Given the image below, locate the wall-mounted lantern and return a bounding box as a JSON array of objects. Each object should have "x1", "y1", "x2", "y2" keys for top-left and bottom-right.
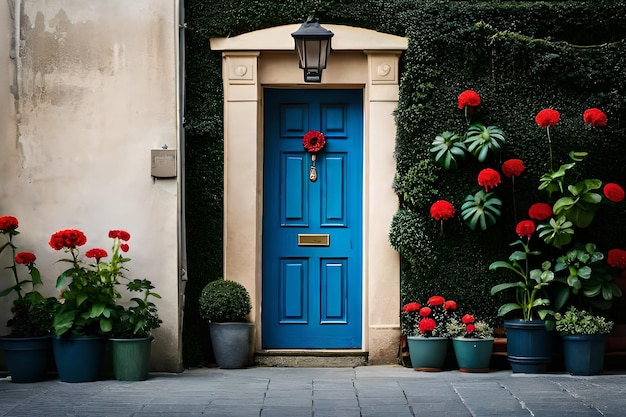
[{"x1": 291, "y1": 16, "x2": 334, "y2": 83}]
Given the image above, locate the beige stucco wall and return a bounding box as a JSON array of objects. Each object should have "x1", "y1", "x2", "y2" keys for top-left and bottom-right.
[
  {"x1": 212, "y1": 25, "x2": 406, "y2": 364},
  {"x1": 0, "y1": 0, "x2": 182, "y2": 372}
]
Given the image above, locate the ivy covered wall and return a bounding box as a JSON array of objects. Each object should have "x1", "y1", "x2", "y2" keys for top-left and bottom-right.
[{"x1": 182, "y1": 0, "x2": 626, "y2": 366}]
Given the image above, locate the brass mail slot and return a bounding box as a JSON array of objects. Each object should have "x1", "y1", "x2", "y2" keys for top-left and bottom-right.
[{"x1": 298, "y1": 234, "x2": 330, "y2": 246}]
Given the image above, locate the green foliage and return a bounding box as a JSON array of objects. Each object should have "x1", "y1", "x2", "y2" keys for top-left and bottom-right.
[
  {"x1": 555, "y1": 306, "x2": 613, "y2": 335},
  {"x1": 112, "y1": 279, "x2": 162, "y2": 338},
  {"x1": 199, "y1": 279, "x2": 252, "y2": 323},
  {"x1": 461, "y1": 190, "x2": 502, "y2": 231},
  {"x1": 446, "y1": 317, "x2": 493, "y2": 339},
  {"x1": 388, "y1": 210, "x2": 433, "y2": 265},
  {"x1": 393, "y1": 160, "x2": 439, "y2": 210},
  {"x1": 463, "y1": 123, "x2": 505, "y2": 162},
  {"x1": 430, "y1": 131, "x2": 466, "y2": 170}
]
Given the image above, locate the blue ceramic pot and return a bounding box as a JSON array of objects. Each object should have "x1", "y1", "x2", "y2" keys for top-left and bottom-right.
[{"x1": 53, "y1": 334, "x2": 106, "y2": 382}]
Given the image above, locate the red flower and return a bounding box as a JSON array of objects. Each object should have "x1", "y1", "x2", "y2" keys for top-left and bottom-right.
[
  {"x1": 0, "y1": 215, "x2": 19, "y2": 233},
  {"x1": 461, "y1": 314, "x2": 475, "y2": 324},
  {"x1": 477, "y1": 168, "x2": 501, "y2": 191},
  {"x1": 402, "y1": 302, "x2": 421, "y2": 313},
  {"x1": 608, "y1": 249, "x2": 626, "y2": 269},
  {"x1": 419, "y1": 307, "x2": 432, "y2": 317},
  {"x1": 528, "y1": 203, "x2": 553, "y2": 221},
  {"x1": 49, "y1": 229, "x2": 87, "y2": 250},
  {"x1": 427, "y1": 295, "x2": 445, "y2": 306},
  {"x1": 515, "y1": 220, "x2": 536, "y2": 239},
  {"x1": 443, "y1": 300, "x2": 457, "y2": 311},
  {"x1": 429, "y1": 200, "x2": 455, "y2": 221},
  {"x1": 583, "y1": 108, "x2": 607, "y2": 127},
  {"x1": 86, "y1": 248, "x2": 108, "y2": 261},
  {"x1": 15, "y1": 251, "x2": 36, "y2": 265},
  {"x1": 501, "y1": 159, "x2": 525, "y2": 178},
  {"x1": 535, "y1": 109, "x2": 560, "y2": 127},
  {"x1": 457, "y1": 90, "x2": 481, "y2": 109},
  {"x1": 120, "y1": 243, "x2": 130, "y2": 253},
  {"x1": 465, "y1": 324, "x2": 476, "y2": 334},
  {"x1": 302, "y1": 130, "x2": 326, "y2": 153},
  {"x1": 604, "y1": 183, "x2": 625, "y2": 203},
  {"x1": 419, "y1": 317, "x2": 436, "y2": 333},
  {"x1": 109, "y1": 229, "x2": 131, "y2": 241}
]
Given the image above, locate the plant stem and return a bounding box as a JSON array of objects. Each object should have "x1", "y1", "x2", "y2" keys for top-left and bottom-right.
[
  {"x1": 546, "y1": 126, "x2": 553, "y2": 172},
  {"x1": 8, "y1": 235, "x2": 23, "y2": 299}
]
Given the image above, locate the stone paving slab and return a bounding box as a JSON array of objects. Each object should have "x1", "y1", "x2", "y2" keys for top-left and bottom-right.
[{"x1": 1, "y1": 366, "x2": 626, "y2": 416}]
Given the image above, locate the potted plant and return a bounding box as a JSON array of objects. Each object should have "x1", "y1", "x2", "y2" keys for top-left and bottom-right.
[
  {"x1": 555, "y1": 306, "x2": 613, "y2": 375},
  {"x1": 447, "y1": 314, "x2": 494, "y2": 372},
  {"x1": 109, "y1": 278, "x2": 162, "y2": 381},
  {"x1": 49, "y1": 228, "x2": 127, "y2": 382},
  {"x1": 199, "y1": 279, "x2": 253, "y2": 369},
  {"x1": 0, "y1": 216, "x2": 59, "y2": 383},
  {"x1": 401, "y1": 295, "x2": 457, "y2": 371}
]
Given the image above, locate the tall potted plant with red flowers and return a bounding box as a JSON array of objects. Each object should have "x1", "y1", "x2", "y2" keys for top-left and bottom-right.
[
  {"x1": 401, "y1": 295, "x2": 457, "y2": 371},
  {"x1": 0, "y1": 216, "x2": 59, "y2": 383}
]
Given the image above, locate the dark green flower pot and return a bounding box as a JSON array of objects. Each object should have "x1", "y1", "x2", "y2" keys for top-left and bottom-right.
[
  {"x1": 407, "y1": 336, "x2": 448, "y2": 371},
  {"x1": 452, "y1": 337, "x2": 494, "y2": 372},
  {"x1": 0, "y1": 335, "x2": 53, "y2": 383},
  {"x1": 109, "y1": 336, "x2": 154, "y2": 381},
  {"x1": 504, "y1": 320, "x2": 553, "y2": 373},
  {"x1": 53, "y1": 334, "x2": 105, "y2": 382},
  {"x1": 561, "y1": 334, "x2": 606, "y2": 376}
]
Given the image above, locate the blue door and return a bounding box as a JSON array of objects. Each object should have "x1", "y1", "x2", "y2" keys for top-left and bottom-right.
[{"x1": 262, "y1": 89, "x2": 363, "y2": 348}]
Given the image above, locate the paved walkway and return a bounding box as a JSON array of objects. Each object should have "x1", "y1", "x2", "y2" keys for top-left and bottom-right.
[{"x1": 1, "y1": 366, "x2": 625, "y2": 416}]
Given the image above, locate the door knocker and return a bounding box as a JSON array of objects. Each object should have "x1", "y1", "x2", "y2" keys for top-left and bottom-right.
[{"x1": 302, "y1": 130, "x2": 326, "y2": 182}]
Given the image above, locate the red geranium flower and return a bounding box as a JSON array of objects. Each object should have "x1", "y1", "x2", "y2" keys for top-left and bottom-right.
[
  {"x1": 427, "y1": 295, "x2": 445, "y2": 306},
  {"x1": 477, "y1": 168, "x2": 501, "y2": 191},
  {"x1": 49, "y1": 229, "x2": 87, "y2": 250},
  {"x1": 608, "y1": 249, "x2": 626, "y2": 269},
  {"x1": 15, "y1": 251, "x2": 36, "y2": 265},
  {"x1": 419, "y1": 317, "x2": 436, "y2": 333},
  {"x1": 443, "y1": 300, "x2": 457, "y2": 311},
  {"x1": 461, "y1": 314, "x2": 474, "y2": 324},
  {"x1": 302, "y1": 130, "x2": 326, "y2": 153},
  {"x1": 528, "y1": 203, "x2": 553, "y2": 221},
  {"x1": 120, "y1": 244, "x2": 130, "y2": 253},
  {"x1": 402, "y1": 302, "x2": 421, "y2": 313},
  {"x1": 515, "y1": 220, "x2": 536, "y2": 239},
  {"x1": 457, "y1": 90, "x2": 481, "y2": 109},
  {"x1": 109, "y1": 229, "x2": 131, "y2": 241},
  {"x1": 0, "y1": 215, "x2": 19, "y2": 233},
  {"x1": 465, "y1": 324, "x2": 476, "y2": 334},
  {"x1": 535, "y1": 109, "x2": 560, "y2": 127},
  {"x1": 501, "y1": 159, "x2": 525, "y2": 178},
  {"x1": 419, "y1": 307, "x2": 432, "y2": 317},
  {"x1": 86, "y1": 248, "x2": 108, "y2": 261},
  {"x1": 429, "y1": 200, "x2": 455, "y2": 221},
  {"x1": 604, "y1": 183, "x2": 625, "y2": 203},
  {"x1": 583, "y1": 108, "x2": 607, "y2": 127}
]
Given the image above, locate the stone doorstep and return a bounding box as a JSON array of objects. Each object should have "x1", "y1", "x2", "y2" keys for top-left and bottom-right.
[{"x1": 255, "y1": 350, "x2": 369, "y2": 367}]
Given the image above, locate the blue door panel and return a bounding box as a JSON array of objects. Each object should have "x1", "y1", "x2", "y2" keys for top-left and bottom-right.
[{"x1": 263, "y1": 88, "x2": 362, "y2": 349}]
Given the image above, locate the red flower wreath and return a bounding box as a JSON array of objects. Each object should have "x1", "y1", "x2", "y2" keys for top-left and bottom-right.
[{"x1": 302, "y1": 130, "x2": 326, "y2": 153}]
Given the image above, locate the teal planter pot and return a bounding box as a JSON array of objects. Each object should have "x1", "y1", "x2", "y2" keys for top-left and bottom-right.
[
  {"x1": 561, "y1": 334, "x2": 606, "y2": 376},
  {"x1": 0, "y1": 335, "x2": 52, "y2": 383},
  {"x1": 407, "y1": 336, "x2": 448, "y2": 371},
  {"x1": 452, "y1": 337, "x2": 494, "y2": 372},
  {"x1": 110, "y1": 336, "x2": 154, "y2": 381},
  {"x1": 504, "y1": 320, "x2": 553, "y2": 373},
  {"x1": 53, "y1": 335, "x2": 106, "y2": 382}
]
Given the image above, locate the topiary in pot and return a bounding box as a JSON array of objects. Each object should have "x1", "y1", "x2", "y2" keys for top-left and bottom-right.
[{"x1": 199, "y1": 279, "x2": 253, "y2": 369}]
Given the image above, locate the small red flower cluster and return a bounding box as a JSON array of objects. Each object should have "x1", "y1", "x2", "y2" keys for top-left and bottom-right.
[
  {"x1": 608, "y1": 249, "x2": 626, "y2": 269},
  {"x1": 457, "y1": 90, "x2": 481, "y2": 109},
  {"x1": 528, "y1": 203, "x2": 553, "y2": 221},
  {"x1": 302, "y1": 130, "x2": 326, "y2": 153},
  {"x1": 0, "y1": 215, "x2": 19, "y2": 233},
  {"x1": 501, "y1": 159, "x2": 525, "y2": 178},
  {"x1": 86, "y1": 248, "x2": 108, "y2": 261},
  {"x1": 49, "y1": 229, "x2": 87, "y2": 250},
  {"x1": 109, "y1": 229, "x2": 131, "y2": 252},
  {"x1": 15, "y1": 251, "x2": 36, "y2": 266},
  {"x1": 477, "y1": 168, "x2": 501, "y2": 191},
  {"x1": 535, "y1": 109, "x2": 560, "y2": 127},
  {"x1": 461, "y1": 314, "x2": 476, "y2": 335},
  {"x1": 401, "y1": 295, "x2": 457, "y2": 337},
  {"x1": 583, "y1": 108, "x2": 607, "y2": 127},
  {"x1": 515, "y1": 220, "x2": 536, "y2": 239},
  {"x1": 429, "y1": 200, "x2": 455, "y2": 221},
  {"x1": 604, "y1": 183, "x2": 625, "y2": 203}
]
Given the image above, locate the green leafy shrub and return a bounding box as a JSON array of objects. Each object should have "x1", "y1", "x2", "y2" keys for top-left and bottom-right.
[
  {"x1": 555, "y1": 306, "x2": 613, "y2": 335},
  {"x1": 199, "y1": 279, "x2": 252, "y2": 323}
]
